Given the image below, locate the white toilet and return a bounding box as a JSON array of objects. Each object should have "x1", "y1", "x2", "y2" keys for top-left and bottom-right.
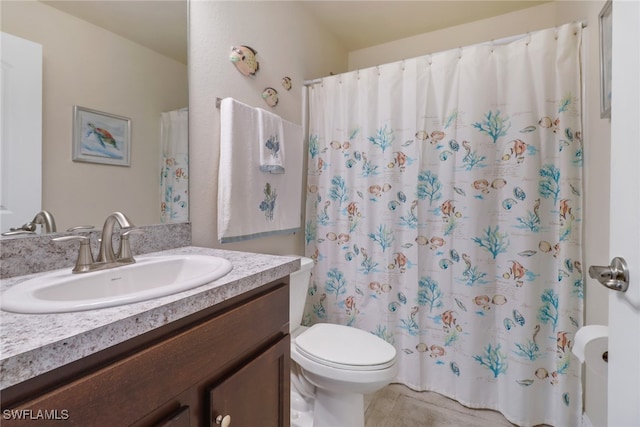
[{"x1": 289, "y1": 257, "x2": 398, "y2": 427}]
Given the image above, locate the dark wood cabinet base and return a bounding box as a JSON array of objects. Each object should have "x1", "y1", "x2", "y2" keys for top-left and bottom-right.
[{"x1": 1, "y1": 280, "x2": 291, "y2": 427}]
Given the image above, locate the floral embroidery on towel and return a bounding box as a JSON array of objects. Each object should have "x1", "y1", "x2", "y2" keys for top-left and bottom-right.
[
  {"x1": 265, "y1": 134, "x2": 280, "y2": 159},
  {"x1": 259, "y1": 182, "x2": 277, "y2": 220}
]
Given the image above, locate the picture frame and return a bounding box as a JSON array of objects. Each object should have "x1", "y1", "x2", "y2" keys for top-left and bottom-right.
[
  {"x1": 73, "y1": 105, "x2": 131, "y2": 166},
  {"x1": 599, "y1": 0, "x2": 612, "y2": 119}
]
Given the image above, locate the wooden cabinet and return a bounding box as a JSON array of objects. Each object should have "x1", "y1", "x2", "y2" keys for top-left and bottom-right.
[
  {"x1": 1, "y1": 281, "x2": 290, "y2": 427},
  {"x1": 208, "y1": 338, "x2": 289, "y2": 426},
  {"x1": 154, "y1": 406, "x2": 191, "y2": 427}
]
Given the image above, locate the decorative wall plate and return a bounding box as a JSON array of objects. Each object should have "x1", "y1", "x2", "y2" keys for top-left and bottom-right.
[
  {"x1": 229, "y1": 45, "x2": 259, "y2": 77},
  {"x1": 262, "y1": 87, "x2": 279, "y2": 107},
  {"x1": 281, "y1": 76, "x2": 292, "y2": 91}
]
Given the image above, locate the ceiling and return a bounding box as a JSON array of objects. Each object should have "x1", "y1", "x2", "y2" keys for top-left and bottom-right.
[
  {"x1": 300, "y1": 1, "x2": 550, "y2": 51},
  {"x1": 43, "y1": 0, "x2": 551, "y2": 63},
  {"x1": 42, "y1": 0, "x2": 189, "y2": 64}
]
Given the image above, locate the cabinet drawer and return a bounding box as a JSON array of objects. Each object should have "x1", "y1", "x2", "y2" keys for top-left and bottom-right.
[
  {"x1": 155, "y1": 406, "x2": 191, "y2": 427},
  {"x1": 4, "y1": 284, "x2": 289, "y2": 426}
]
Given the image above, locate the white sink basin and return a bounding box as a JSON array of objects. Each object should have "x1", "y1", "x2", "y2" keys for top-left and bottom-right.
[{"x1": 1, "y1": 254, "x2": 233, "y2": 314}]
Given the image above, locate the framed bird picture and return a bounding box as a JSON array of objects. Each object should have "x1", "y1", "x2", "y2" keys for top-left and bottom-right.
[{"x1": 73, "y1": 105, "x2": 131, "y2": 166}]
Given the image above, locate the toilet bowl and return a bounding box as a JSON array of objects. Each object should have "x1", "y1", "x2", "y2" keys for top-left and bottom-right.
[{"x1": 289, "y1": 257, "x2": 398, "y2": 427}]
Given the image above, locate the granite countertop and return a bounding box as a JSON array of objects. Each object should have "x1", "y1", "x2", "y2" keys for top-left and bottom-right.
[{"x1": 0, "y1": 246, "x2": 300, "y2": 390}]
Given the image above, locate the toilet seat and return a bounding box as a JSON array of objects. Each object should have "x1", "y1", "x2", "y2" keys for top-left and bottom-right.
[{"x1": 295, "y1": 323, "x2": 396, "y2": 371}]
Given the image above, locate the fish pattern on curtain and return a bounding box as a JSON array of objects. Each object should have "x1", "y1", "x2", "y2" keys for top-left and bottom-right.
[
  {"x1": 160, "y1": 109, "x2": 189, "y2": 223},
  {"x1": 304, "y1": 23, "x2": 583, "y2": 426}
]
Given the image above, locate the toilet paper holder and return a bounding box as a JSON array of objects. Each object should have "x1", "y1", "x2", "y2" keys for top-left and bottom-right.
[{"x1": 588, "y1": 257, "x2": 629, "y2": 292}]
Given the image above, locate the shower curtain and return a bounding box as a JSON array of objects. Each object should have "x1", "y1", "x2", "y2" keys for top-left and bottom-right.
[
  {"x1": 304, "y1": 23, "x2": 583, "y2": 426},
  {"x1": 160, "y1": 108, "x2": 189, "y2": 223}
]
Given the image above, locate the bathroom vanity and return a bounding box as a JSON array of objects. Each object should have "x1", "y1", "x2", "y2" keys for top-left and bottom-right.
[{"x1": 0, "y1": 247, "x2": 298, "y2": 426}]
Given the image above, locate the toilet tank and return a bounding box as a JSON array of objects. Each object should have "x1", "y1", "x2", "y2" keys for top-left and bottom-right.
[{"x1": 289, "y1": 256, "x2": 314, "y2": 333}]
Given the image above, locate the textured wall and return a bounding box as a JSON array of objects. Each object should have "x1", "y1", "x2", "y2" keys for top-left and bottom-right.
[{"x1": 188, "y1": 1, "x2": 347, "y2": 255}]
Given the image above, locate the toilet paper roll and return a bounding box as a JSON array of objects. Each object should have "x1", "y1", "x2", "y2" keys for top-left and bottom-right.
[{"x1": 573, "y1": 325, "x2": 609, "y2": 377}]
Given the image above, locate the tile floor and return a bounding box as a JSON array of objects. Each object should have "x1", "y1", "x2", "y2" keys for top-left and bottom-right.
[{"x1": 364, "y1": 383, "x2": 517, "y2": 427}]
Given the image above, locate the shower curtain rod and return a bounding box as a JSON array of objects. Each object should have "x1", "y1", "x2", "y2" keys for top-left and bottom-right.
[{"x1": 303, "y1": 21, "x2": 587, "y2": 87}]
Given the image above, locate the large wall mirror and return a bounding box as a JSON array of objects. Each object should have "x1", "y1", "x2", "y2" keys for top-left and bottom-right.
[{"x1": 1, "y1": 0, "x2": 188, "y2": 235}]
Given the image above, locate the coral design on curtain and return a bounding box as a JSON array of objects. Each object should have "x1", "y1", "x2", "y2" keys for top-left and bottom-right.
[
  {"x1": 304, "y1": 23, "x2": 583, "y2": 426},
  {"x1": 160, "y1": 109, "x2": 189, "y2": 223}
]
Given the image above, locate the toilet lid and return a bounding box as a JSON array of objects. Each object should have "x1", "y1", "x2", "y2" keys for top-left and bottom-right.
[{"x1": 295, "y1": 323, "x2": 396, "y2": 370}]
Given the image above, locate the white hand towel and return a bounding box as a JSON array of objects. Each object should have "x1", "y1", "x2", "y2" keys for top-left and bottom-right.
[
  {"x1": 258, "y1": 107, "x2": 285, "y2": 174},
  {"x1": 218, "y1": 98, "x2": 302, "y2": 243}
]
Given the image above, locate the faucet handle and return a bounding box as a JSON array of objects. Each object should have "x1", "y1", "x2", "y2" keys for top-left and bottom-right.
[
  {"x1": 121, "y1": 228, "x2": 144, "y2": 237},
  {"x1": 118, "y1": 228, "x2": 144, "y2": 263},
  {"x1": 66, "y1": 225, "x2": 95, "y2": 232},
  {"x1": 10, "y1": 222, "x2": 37, "y2": 232},
  {"x1": 1, "y1": 229, "x2": 36, "y2": 236},
  {"x1": 52, "y1": 235, "x2": 95, "y2": 273}
]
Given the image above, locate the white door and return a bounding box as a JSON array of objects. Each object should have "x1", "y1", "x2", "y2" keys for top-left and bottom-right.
[
  {"x1": 607, "y1": 1, "x2": 640, "y2": 425},
  {"x1": 0, "y1": 32, "x2": 42, "y2": 233}
]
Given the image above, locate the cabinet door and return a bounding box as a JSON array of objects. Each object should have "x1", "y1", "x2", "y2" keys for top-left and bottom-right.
[{"x1": 209, "y1": 338, "x2": 290, "y2": 427}]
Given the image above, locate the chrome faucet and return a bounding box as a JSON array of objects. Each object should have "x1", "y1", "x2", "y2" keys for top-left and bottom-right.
[
  {"x1": 97, "y1": 212, "x2": 134, "y2": 263},
  {"x1": 32, "y1": 210, "x2": 57, "y2": 233},
  {"x1": 53, "y1": 212, "x2": 142, "y2": 274},
  {"x1": 2, "y1": 210, "x2": 57, "y2": 236}
]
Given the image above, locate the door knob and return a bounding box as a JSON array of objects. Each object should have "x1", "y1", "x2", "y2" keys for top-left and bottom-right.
[
  {"x1": 215, "y1": 414, "x2": 231, "y2": 427},
  {"x1": 588, "y1": 257, "x2": 629, "y2": 292}
]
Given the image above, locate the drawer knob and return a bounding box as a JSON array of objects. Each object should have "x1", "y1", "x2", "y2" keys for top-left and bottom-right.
[{"x1": 215, "y1": 414, "x2": 231, "y2": 427}]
